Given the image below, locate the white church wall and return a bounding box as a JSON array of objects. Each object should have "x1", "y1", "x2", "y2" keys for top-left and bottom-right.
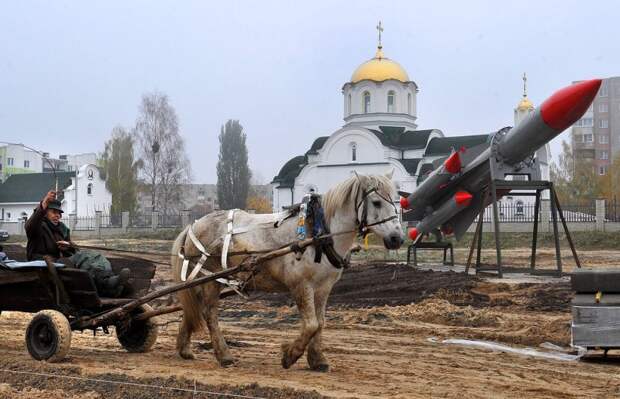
[
  {"x1": 343, "y1": 80, "x2": 417, "y2": 119},
  {"x1": 403, "y1": 149, "x2": 425, "y2": 158},
  {"x1": 63, "y1": 164, "x2": 111, "y2": 216},
  {"x1": 321, "y1": 129, "x2": 385, "y2": 164}
]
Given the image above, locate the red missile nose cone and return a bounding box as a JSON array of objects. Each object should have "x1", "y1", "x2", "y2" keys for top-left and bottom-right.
[
  {"x1": 540, "y1": 79, "x2": 602, "y2": 131},
  {"x1": 408, "y1": 228, "x2": 418, "y2": 241},
  {"x1": 454, "y1": 191, "x2": 473, "y2": 206},
  {"x1": 444, "y1": 151, "x2": 462, "y2": 174},
  {"x1": 400, "y1": 196, "x2": 410, "y2": 209},
  {"x1": 441, "y1": 225, "x2": 454, "y2": 235}
]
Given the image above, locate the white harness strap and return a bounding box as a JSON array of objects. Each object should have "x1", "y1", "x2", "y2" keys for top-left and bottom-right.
[
  {"x1": 221, "y1": 210, "x2": 235, "y2": 269},
  {"x1": 179, "y1": 223, "x2": 211, "y2": 282},
  {"x1": 177, "y1": 208, "x2": 293, "y2": 296}
]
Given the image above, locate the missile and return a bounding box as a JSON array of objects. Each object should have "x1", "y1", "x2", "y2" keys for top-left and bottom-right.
[
  {"x1": 400, "y1": 150, "x2": 463, "y2": 211},
  {"x1": 496, "y1": 79, "x2": 602, "y2": 165},
  {"x1": 408, "y1": 191, "x2": 472, "y2": 240},
  {"x1": 403, "y1": 79, "x2": 602, "y2": 241}
]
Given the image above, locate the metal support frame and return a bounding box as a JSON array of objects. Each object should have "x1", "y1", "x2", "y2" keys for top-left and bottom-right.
[{"x1": 465, "y1": 179, "x2": 581, "y2": 277}]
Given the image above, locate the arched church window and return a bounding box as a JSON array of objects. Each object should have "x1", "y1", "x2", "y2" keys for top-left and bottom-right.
[
  {"x1": 87, "y1": 183, "x2": 93, "y2": 195},
  {"x1": 348, "y1": 94, "x2": 352, "y2": 115},
  {"x1": 516, "y1": 200, "x2": 524, "y2": 216},
  {"x1": 387, "y1": 91, "x2": 395, "y2": 113},
  {"x1": 351, "y1": 143, "x2": 357, "y2": 161},
  {"x1": 363, "y1": 92, "x2": 371, "y2": 113},
  {"x1": 407, "y1": 93, "x2": 412, "y2": 114}
]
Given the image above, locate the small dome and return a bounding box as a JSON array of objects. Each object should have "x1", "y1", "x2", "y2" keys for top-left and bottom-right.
[
  {"x1": 351, "y1": 47, "x2": 410, "y2": 83},
  {"x1": 517, "y1": 97, "x2": 534, "y2": 111}
]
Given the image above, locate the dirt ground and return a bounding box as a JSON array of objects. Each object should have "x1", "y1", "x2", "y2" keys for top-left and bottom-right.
[{"x1": 2, "y1": 243, "x2": 620, "y2": 398}]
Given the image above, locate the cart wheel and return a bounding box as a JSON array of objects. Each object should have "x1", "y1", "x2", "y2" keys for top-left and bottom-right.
[
  {"x1": 116, "y1": 304, "x2": 158, "y2": 353},
  {"x1": 25, "y1": 310, "x2": 72, "y2": 362}
]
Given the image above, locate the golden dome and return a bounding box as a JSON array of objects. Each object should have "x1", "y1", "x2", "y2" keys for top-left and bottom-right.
[
  {"x1": 517, "y1": 97, "x2": 534, "y2": 111},
  {"x1": 350, "y1": 47, "x2": 410, "y2": 83}
]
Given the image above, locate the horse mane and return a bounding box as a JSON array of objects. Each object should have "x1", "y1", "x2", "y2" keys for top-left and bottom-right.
[{"x1": 322, "y1": 174, "x2": 394, "y2": 222}]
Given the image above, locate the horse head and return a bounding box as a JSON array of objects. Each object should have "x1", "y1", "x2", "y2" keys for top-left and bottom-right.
[
  {"x1": 324, "y1": 171, "x2": 404, "y2": 250},
  {"x1": 353, "y1": 171, "x2": 404, "y2": 249}
]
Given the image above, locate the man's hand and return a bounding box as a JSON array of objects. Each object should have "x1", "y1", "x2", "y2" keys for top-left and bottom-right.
[
  {"x1": 42, "y1": 191, "x2": 56, "y2": 209},
  {"x1": 57, "y1": 240, "x2": 71, "y2": 250}
]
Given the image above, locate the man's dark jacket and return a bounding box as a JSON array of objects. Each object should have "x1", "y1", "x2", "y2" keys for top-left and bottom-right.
[{"x1": 25, "y1": 204, "x2": 76, "y2": 261}]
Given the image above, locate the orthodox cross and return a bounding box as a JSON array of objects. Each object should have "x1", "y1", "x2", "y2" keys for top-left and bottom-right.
[
  {"x1": 522, "y1": 72, "x2": 528, "y2": 97},
  {"x1": 376, "y1": 21, "x2": 383, "y2": 48}
]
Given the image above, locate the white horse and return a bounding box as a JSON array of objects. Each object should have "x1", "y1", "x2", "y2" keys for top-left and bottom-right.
[{"x1": 170, "y1": 172, "x2": 404, "y2": 370}]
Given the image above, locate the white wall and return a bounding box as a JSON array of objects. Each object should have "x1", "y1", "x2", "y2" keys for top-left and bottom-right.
[
  {"x1": 342, "y1": 80, "x2": 418, "y2": 128},
  {"x1": 63, "y1": 164, "x2": 111, "y2": 216},
  {"x1": 0, "y1": 203, "x2": 38, "y2": 222},
  {"x1": 272, "y1": 128, "x2": 417, "y2": 211}
]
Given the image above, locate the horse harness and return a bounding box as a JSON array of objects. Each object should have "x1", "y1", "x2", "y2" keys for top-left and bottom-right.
[{"x1": 177, "y1": 187, "x2": 399, "y2": 290}]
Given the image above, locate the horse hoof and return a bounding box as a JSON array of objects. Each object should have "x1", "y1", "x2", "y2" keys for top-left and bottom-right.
[
  {"x1": 179, "y1": 351, "x2": 195, "y2": 360},
  {"x1": 280, "y1": 343, "x2": 294, "y2": 369},
  {"x1": 219, "y1": 358, "x2": 236, "y2": 368},
  {"x1": 310, "y1": 363, "x2": 330, "y2": 372}
]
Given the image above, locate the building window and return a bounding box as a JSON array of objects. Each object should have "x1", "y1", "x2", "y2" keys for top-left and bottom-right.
[
  {"x1": 351, "y1": 143, "x2": 357, "y2": 161},
  {"x1": 599, "y1": 103, "x2": 609, "y2": 113},
  {"x1": 348, "y1": 94, "x2": 352, "y2": 115},
  {"x1": 599, "y1": 135, "x2": 609, "y2": 144},
  {"x1": 599, "y1": 166, "x2": 607, "y2": 175},
  {"x1": 600, "y1": 119, "x2": 609, "y2": 128},
  {"x1": 575, "y1": 117, "x2": 593, "y2": 127},
  {"x1": 7, "y1": 157, "x2": 14, "y2": 166},
  {"x1": 599, "y1": 84, "x2": 608, "y2": 97},
  {"x1": 363, "y1": 92, "x2": 371, "y2": 113},
  {"x1": 87, "y1": 183, "x2": 93, "y2": 195},
  {"x1": 600, "y1": 151, "x2": 609, "y2": 160},
  {"x1": 583, "y1": 133, "x2": 593, "y2": 143},
  {"x1": 516, "y1": 200, "x2": 524, "y2": 216},
  {"x1": 407, "y1": 93, "x2": 412, "y2": 114},
  {"x1": 24, "y1": 160, "x2": 30, "y2": 168},
  {"x1": 387, "y1": 91, "x2": 395, "y2": 113}
]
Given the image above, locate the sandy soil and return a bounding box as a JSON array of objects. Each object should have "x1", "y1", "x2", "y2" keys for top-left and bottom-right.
[{"x1": 2, "y1": 245, "x2": 620, "y2": 398}]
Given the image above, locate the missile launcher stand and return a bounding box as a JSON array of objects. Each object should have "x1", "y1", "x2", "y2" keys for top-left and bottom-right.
[{"x1": 465, "y1": 128, "x2": 581, "y2": 277}]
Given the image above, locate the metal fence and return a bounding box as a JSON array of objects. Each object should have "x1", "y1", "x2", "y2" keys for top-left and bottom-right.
[
  {"x1": 158, "y1": 213, "x2": 182, "y2": 227},
  {"x1": 129, "y1": 213, "x2": 151, "y2": 228},
  {"x1": 72, "y1": 216, "x2": 96, "y2": 231},
  {"x1": 561, "y1": 204, "x2": 596, "y2": 222},
  {"x1": 100, "y1": 214, "x2": 122, "y2": 228},
  {"x1": 607, "y1": 200, "x2": 620, "y2": 222},
  {"x1": 467, "y1": 202, "x2": 596, "y2": 224}
]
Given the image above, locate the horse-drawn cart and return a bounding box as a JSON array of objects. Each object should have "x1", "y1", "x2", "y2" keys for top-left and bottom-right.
[
  {"x1": 0, "y1": 257, "x2": 159, "y2": 362},
  {"x1": 0, "y1": 233, "x2": 330, "y2": 363}
]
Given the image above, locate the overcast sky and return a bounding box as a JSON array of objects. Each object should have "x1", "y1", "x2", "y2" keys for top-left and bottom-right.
[{"x1": 2, "y1": 1, "x2": 618, "y2": 183}]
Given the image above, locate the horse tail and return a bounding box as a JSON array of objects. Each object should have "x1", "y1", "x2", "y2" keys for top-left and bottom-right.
[{"x1": 171, "y1": 225, "x2": 206, "y2": 333}]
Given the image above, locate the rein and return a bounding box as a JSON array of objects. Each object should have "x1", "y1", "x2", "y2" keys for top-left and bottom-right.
[
  {"x1": 354, "y1": 185, "x2": 398, "y2": 237},
  {"x1": 70, "y1": 182, "x2": 400, "y2": 274}
]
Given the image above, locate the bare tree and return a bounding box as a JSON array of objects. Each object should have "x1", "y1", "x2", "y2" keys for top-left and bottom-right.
[{"x1": 135, "y1": 92, "x2": 191, "y2": 214}]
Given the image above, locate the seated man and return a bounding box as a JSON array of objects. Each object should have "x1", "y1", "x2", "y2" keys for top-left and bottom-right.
[{"x1": 25, "y1": 190, "x2": 130, "y2": 297}]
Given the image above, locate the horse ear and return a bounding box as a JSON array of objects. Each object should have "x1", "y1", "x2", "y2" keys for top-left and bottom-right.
[{"x1": 385, "y1": 168, "x2": 394, "y2": 179}]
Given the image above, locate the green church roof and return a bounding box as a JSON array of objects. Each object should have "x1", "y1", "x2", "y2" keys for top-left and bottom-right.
[
  {"x1": 0, "y1": 172, "x2": 75, "y2": 203},
  {"x1": 424, "y1": 134, "x2": 490, "y2": 156}
]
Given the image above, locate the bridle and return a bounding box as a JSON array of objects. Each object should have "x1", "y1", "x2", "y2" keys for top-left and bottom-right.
[{"x1": 354, "y1": 185, "x2": 399, "y2": 237}]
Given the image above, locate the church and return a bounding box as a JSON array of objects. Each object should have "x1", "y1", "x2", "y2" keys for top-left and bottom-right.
[{"x1": 271, "y1": 26, "x2": 548, "y2": 212}]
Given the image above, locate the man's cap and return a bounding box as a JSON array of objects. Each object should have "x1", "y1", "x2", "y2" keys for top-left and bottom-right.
[{"x1": 47, "y1": 200, "x2": 64, "y2": 213}]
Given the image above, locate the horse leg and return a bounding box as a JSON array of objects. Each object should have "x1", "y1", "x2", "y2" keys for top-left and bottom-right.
[
  {"x1": 202, "y1": 282, "x2": 235, "y2": 367},
  {"x1": 307, "y1": 286, "x2": 330, "y2": 372},
  {"x1": 281, "y1": 284, "x2": 319, "y2": 369},
  {"x1": 177, "y1": 312, "x2": 195, "y2": 360}
]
